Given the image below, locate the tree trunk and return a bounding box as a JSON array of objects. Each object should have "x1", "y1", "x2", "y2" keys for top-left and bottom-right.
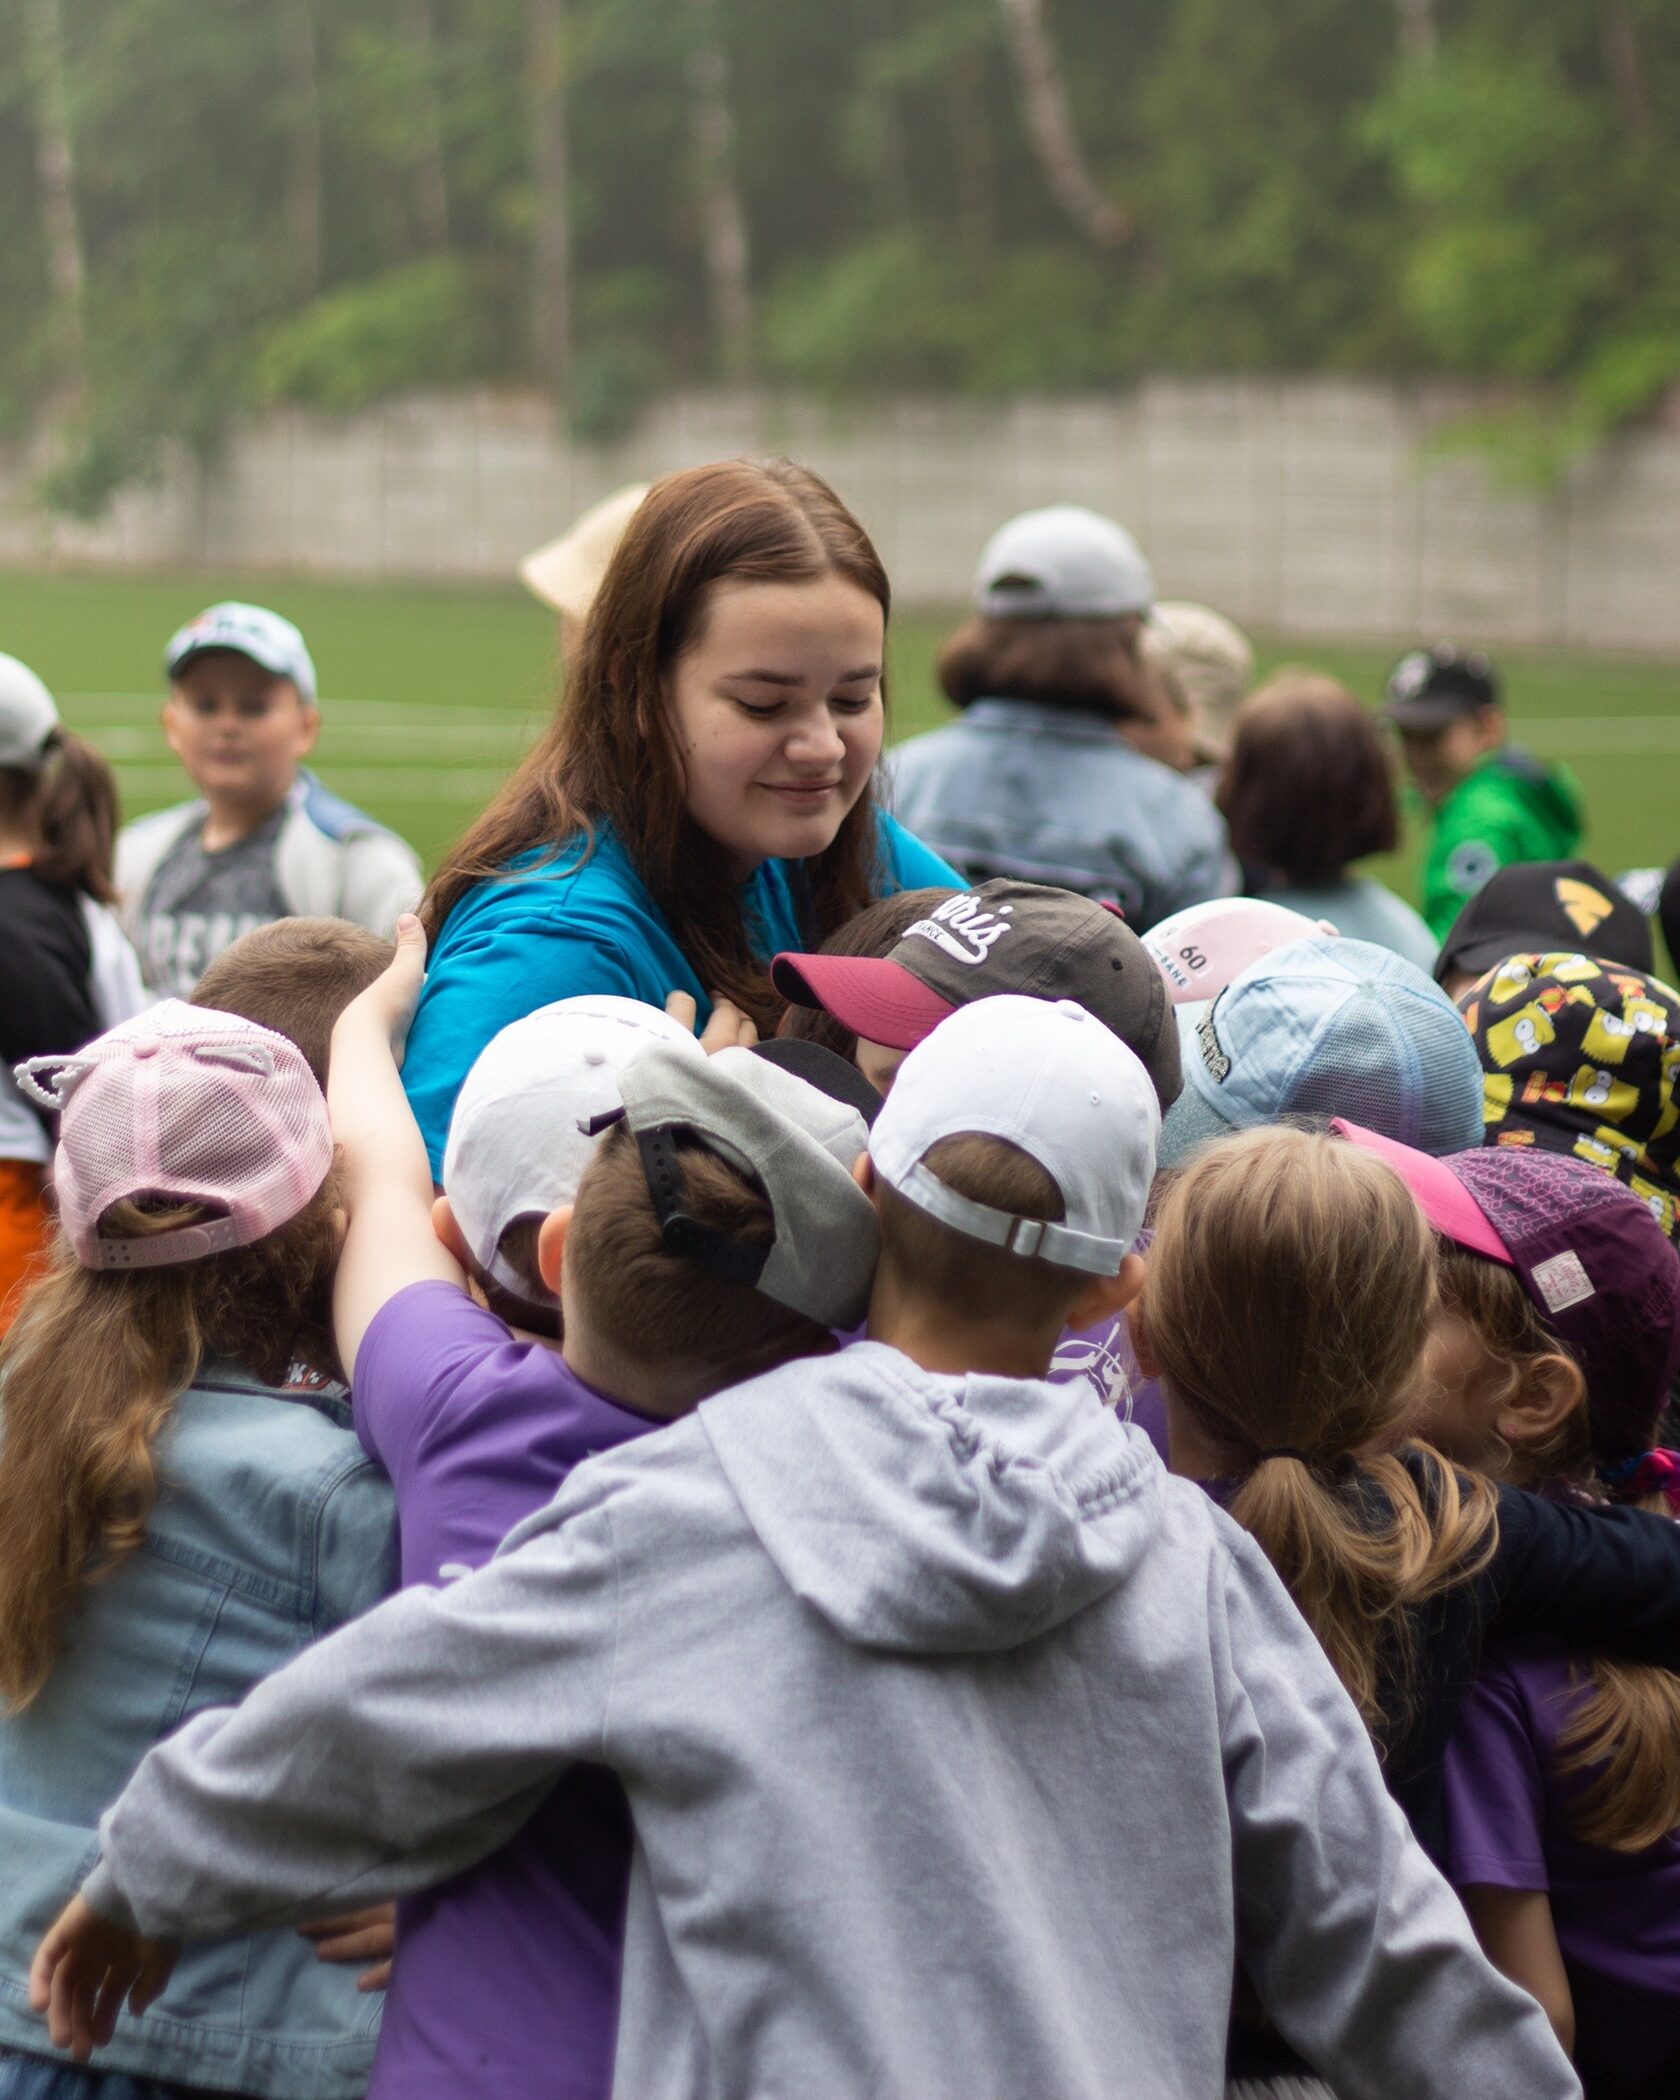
[
  {"x1": 22, "y1": 0, "x2": 86, "y2": 414},
  {"x1": 1601, "y1": 1, "x2": 1652, "y2": 135},
  {"x1": 1394, "y1": 0, "x2": 1437, "y2": 62},
  {"x1": 403, "y1": 0, "x2": 452, "y2": 250},
  {"x1": 284, "y1": 2, "x2": 323, "y2": 298},
  {"x1": 996, "y1": 0, "x2": 1126, "y2": 248},
  {"x1": 687, "y1": 0, "x2": 753, "y2": 379},
  {"x1": 527, "y1": 0, "x2": 572, "y2": 394}
]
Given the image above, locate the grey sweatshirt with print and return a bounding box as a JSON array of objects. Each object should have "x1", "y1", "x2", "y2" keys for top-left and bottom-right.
[{"x1": 86, "y1": 1341, "x2": 1578, "y2": 2100}]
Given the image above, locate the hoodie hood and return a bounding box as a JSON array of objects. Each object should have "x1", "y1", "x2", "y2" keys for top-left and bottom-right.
[{"x1": 700, "y1": 1340, "x2": 1163, "y2": 1654}]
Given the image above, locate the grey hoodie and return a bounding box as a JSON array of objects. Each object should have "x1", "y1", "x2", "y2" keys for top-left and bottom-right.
[{"x1": 87, "y1": 1342, "x2": 1576, "y2": 2100}]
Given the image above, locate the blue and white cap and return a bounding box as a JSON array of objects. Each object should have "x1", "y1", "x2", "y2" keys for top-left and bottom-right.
[
  {"x1": 871, "y1": 994, "x2": 1159, "y2": 1275},
  {"x1": 1157, "y1": 935, "x2": 1485, "y2": 1168},
  {"x1": 165, "y1": 602, "x2": 318, "y2": 704}
]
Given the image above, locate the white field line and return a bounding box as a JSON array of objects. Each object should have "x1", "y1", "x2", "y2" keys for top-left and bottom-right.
[{"x1": 100, "y1": 765, "x2": 515, "y2": 800}]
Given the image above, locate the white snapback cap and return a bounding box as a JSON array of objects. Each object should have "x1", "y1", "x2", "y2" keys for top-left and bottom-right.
[
  {"x1": 165, "y1": 602, "x2": 318, "y2": 704},
  {"x1": 0, "y1": 652, "x2": 62, "y2": 769},
  {"x1": 870, "y1": 994, "x2": 1160, "y2": 1275},
  {"x1": 443, "y1": 995, "x2": 702, "y2": 1297},
  {"x1": 974, "y1": 505, "x2": 1154, "y2": 621}
]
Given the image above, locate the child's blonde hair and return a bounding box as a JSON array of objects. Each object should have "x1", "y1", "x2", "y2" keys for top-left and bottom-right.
[
  {"x1": 1439, "y1": 1244, "x2": 1680, "y2": 1853},
  {"x1": 0, "y1": 1179, "x2": 343, "y2": 1710},
  {"x1": 1145, "y1": 1127, "x2": 1498, "y2": 1744}
]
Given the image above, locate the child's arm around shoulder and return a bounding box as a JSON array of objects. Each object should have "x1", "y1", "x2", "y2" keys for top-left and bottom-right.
[
  {"x1": 1210, "y1": 1524, "x2": 1579, "y2": 2100},
  {"x1": 330, "y1": 914, "x2": 463, "y2": 1383}
]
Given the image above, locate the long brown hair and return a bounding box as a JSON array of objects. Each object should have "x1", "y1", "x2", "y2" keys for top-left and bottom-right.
[
  {"x1": 1438, "y1": 1244, "x2": 1680, "y2": 1852},
  {"x1": 0, "y1": 731, "x2": 121, "y2": 903},
  {"x1": 0, "y1": 1179, "x2": 342, "y2": 1710},
  {"x1": 424, "y1": 458, "x2": 890, "y2": 1032},
  {"x1": 1145, "y1": 1127, "x2": 1499, "y2": 1745}
]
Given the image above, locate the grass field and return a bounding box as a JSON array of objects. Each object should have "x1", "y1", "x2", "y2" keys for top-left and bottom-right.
[{"x1": 2, "y1": 567, "x2": 1677, "y2": 903}]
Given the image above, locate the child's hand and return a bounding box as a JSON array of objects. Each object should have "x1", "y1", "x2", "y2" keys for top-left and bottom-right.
[
  {"x1": 343, "y1": 913, "x2": 429, "y2": 1061},
  {"x1": 29, "y1": 1892, "x2": 179, "y2": 2060},
  {"x1": 298, "y1": 1903, "x2": 396, "y2": 1991},
  {"x1": 665, "y1": 989, "x2": 759, "y2": 1054}
]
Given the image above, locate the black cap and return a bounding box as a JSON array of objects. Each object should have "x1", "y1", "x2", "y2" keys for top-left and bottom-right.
[
  {"x1": 1382, "y1": 645, "x2": 1499, "y2": 731},
  {"x1": 750, "y1": 1037, "x2": 883, "y2": 1126},
  {"x1": 1436, "y1": 860, "x2": 1653, "y2": 986}
]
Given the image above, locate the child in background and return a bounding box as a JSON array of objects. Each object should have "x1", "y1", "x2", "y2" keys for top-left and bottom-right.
[
  {"x1": 0, "y1": 653, "x2": 146, "y2": 1331},
  {"x1": 34, "y1": 992, "x2": 1576, "y2": 2100},
  {"x1": 190, "y1": 917, "x2": 392, "y2": 1086},
  {"x1": 1459, "y1": 952, "x2": 1680, "y2": 1245},
  {"x1": 1382, "y1": 645, "x2": 1582, "y2": 941},
  {"x1": 0, "y1": 1003, "x2": 394, "y2": 2100},
  {"x1": 297, "y1": 930, "x2": 871, "y2": 2100},
  {"x1": 1134, "y1": 1124, "x2": 1680, "y2": 1856},
  {"x1": 117, "y1": 603, "x2": 421, "y2": 998},
  {"x1": 1337, "y1": 1130, "x2": 1680, "y2": 2095},
  {"x1": 1216, "y1": 670, "x2": 1437, "y2": 972}
]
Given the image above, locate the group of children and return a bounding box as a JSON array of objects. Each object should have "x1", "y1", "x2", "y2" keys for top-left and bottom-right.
[
  {"x1": 2, "y1": 863, "x2": 1680, "y2": 2098},
  {"x1": 1, "y1": 467, "x2": 1678, "y2": 2100}
]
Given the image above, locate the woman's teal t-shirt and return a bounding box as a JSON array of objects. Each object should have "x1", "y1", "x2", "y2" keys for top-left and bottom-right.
[{"x1": 403, "y1": 814, "x2": 959, "y2": 1173}]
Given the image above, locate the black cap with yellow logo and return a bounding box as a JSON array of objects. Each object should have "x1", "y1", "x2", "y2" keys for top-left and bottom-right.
[{"x1": 1435, "y1": 860, "x2": 1652, "y2": 987}]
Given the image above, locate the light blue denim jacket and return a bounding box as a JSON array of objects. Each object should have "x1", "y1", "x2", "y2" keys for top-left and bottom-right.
[
  {"x1": 888, "y1": 698, "x2": 1232, "y2": 930},
  {"x1": 0, "y1": 1363, "x2": 396, "y2": 2098}
]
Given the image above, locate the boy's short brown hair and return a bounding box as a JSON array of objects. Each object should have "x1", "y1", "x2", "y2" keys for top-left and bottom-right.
[
  {"x1": 191, "y1": 917, "x2": 392, "y2": 1084},
  {"x1": 872, "y1": 1132, "x2": 1087, "y2": 1329},
  {"x1": 1216, "y1": 672, "x2": 1399, "y2": 885},
  {"x1": 566, "y1": 1123, "x2": 834, "y2": 1394}
]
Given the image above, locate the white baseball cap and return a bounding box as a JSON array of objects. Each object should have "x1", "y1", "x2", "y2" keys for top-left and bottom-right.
[
  {"x1": 974, "y1": 505, "x2": 1154, "y2": 621},
  {"x1": 0, "y1": 652, "x2": 61, "y2": 769},
  {"x1": 870, "y1": 994, "x2": 1160, "y2": 1275},
  {"x1": 443, "y1": 995, "x2": 702, "y2": 1297},
  {"x1": 164, "y1": 602, "x2": 318, "y2": 704}
]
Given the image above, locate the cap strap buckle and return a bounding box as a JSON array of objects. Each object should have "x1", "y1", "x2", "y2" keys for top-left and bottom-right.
[{"x1": 634, "y1": 1124, "x2": 770, "y2": 1289}]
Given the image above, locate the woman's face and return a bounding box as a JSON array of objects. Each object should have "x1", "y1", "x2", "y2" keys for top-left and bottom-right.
[{"x1": 666, "y1": 574, "x2": 885, "y2": 875}]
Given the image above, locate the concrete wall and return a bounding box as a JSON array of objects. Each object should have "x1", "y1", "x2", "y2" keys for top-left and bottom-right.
[{"x1": 3, "y1": 381, "x2": 1678, "y2": 650}]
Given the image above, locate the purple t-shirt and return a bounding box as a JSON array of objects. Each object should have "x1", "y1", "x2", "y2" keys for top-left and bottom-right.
[
  {"x1": 353, "y1": 1281, "x2": 664, "y2": 2100},
  {"x1": 1047, "y1": 1307, "x2": 1167, "y2": 1458},
  {"x1": 1443, "y1": 1650, "x2": 1680, "y2": 2094}
]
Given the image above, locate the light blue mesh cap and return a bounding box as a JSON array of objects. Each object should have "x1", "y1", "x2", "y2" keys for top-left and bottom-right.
[{"x1": 1157, "y1": 936, "x2": 1484, "y2": 1167}]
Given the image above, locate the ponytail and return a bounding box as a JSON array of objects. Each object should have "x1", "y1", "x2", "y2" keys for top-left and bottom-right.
[
  {"x1": 0, "y1": 732, "x2": 121, "y2": 902},
  {"x1": 1146, "y1": 1126, "x2": 1499, "y2": 1750},
  {"x1": 0, "y1": 1179, "x2": 342, "y2": 1710}
]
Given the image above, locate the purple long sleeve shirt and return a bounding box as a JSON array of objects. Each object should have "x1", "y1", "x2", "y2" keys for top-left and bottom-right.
[{"x1": 353, "y1": 1281, "x2": 664, "y2": 2100}]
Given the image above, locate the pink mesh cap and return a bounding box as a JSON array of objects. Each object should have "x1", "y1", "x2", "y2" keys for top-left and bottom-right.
[{"x1": 15, "y1": 1001, "x2": 333, "y2": 1270}]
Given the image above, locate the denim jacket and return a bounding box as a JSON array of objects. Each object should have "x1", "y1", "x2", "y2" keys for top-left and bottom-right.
[
  {"x1": 887, "y1": 698, "x2": 1232, "y2": 931},
  {"x1": 0, "y1": 1363, "x2": 396, "y2": 2097}
]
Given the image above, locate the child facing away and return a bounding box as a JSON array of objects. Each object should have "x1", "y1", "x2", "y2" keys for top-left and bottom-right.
[
  {"x1": 1133, "y1": 1125, "x2": 1680, "y2": 1860},
  {"x1": 0, "y1": 653, "x2": 147, "y2": 1330},
  {"x1": 1348, "y1": 1131, "x2": 1680, "y2": 2096},
  {"x1": 1381, "y1": 644, "x2": 1582, "y2": 942},
  {"x1": 116, "y1": 603, "x2": 421, "y2": 998},
  {"x1": 328, "y1": 966, "x2": 853, "y2": 2100},
  {"x1": 0, "y1": 1002, "x2": 395, "y2": 2100},
  {"x1": 32, "y1": 966, "x2": 1576, "y2": 2100}
]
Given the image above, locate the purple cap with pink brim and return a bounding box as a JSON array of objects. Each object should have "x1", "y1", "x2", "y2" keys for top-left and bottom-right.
[{"x1": 1333, "y1": 1118, "x2": 1680, "y2": 1459}]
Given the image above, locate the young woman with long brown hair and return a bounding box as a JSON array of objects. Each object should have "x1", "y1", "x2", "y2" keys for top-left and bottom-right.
[{"x1": 400, "y1": 458, "x2": 957, "y2": 1173}]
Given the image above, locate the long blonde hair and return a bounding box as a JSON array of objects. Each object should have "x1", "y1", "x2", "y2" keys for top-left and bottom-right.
[
  {"x1": 0, "y1": 1183, "x2": 342, "y2": 1710},
  {"x1": 1145, "y1": 1127, "x2": 1499, "y2": 1745},
  {"x1": 1438, "y1": 1244, "x2": 1680, "y2": 1853}
]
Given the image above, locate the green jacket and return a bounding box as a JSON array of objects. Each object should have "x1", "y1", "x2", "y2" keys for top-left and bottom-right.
[{"x1": 1420, "y1": 748, "x2": 1583, "y2": 941}]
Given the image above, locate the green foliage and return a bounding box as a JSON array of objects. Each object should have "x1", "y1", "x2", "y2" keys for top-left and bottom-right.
[
  {"x1": 254, "y1": 258, "x2": 498, "y2": 411},
  {"x1": 4, "y1": 0, "x2": 1677, "y2": 511}
]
